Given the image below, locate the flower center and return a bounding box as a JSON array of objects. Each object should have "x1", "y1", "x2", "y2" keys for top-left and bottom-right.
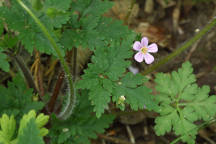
[{"x1": 141, "y1": 47, "x2": 148, "y2": 54}]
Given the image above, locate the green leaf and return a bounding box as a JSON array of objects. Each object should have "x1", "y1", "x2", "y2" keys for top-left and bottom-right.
[
  {"x1": 126, "y1": 86, "x2": 156, "y2": 111},
  {"x1": 154, "y1": 109, "x2": 177, "y2": 135},
  {"x1": 0, "y1": 74, "x2": 44, "y2": 118},
  {"x1": 0, "y1": 111, "x2": 48, "y2": 144},
  {"x1": 171, "y1": 62, "x2": 196, "y2": 93},
  {"x1": 173, "y1": 118, "x2": 197, "y2": 144},
  {"x1": 71, "y1": 0, "x2": 113, "y2": 18},
  {"x1": 89, "y1": 85, "x2": 111, "y2": 118},
  {"x1": 43, "y1": 0, "x2": 71, "y2": 28},
  {"x1": 76, "y1": 33, "x2": 137, "y2": 117},
  {"x1": 17, "y1": 118, "x2": 44, "y2": 144},
  {"x1": 0, "y1": 48, "x2": 9, "y2": 72},
  {"x1": 31, "y1": 0, "x2": 43, "y2": 11},
  {"x1": 49, "y1": 91, "x2": 115, "y2": 144},
  {"x1": 18, "y1": 110, "x2": 49, "y2": 137},
  {"x1": 121, "y1": 73, "x2": 146, "y2": 88},
  {"x1": 0, "y1": 1, "x2": 59, "y2": 54},
  {"x1": 113, "y1": 77, "x2": 158, "y2": 111},
  {"x1": 182, "y1": 86, "x2": 216, "y2": 121},
  {"x1": 61, "y1": 12, "x2": 131, "y2": 50},
  {"x1": 0, "y1": 114, "x2": 16, "y2": 143},
  {"x1": 0, "y1": 20, "x2": 3, "y2": 35},
  {"x1": 0, "y1": 34, "x2": 18, "y2": 49},
  {"x1": 154, "y1": 62, "x2": 216, "y2": 144},
  {"x1": 102, "y1": 78, "x2": 113, "y2": 93}
]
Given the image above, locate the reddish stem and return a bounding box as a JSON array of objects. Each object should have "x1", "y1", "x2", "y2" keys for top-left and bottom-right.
[{"x1": 48, "y1": 71, "x2": 65, "y2": 112}]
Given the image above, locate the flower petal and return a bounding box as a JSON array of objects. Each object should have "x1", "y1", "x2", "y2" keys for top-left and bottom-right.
[
  {"x1": 128, "y1": 66, "x2": 139, "y2": 74},
  {"x1": 133, "y1": 41, "x2": 142, "y2": 51},
  {"x1": 144, "y1": 53, "x2": 154, "y2": 64},
  {"x1": 141, "y1": 37, "x2": 148, "y2": 47},
  {"x1": 134, "y1": 52, "x2": 144, "y2": 63},
  {"x1": 147, "y1": 43, "x2": 158, "y2": 53}
]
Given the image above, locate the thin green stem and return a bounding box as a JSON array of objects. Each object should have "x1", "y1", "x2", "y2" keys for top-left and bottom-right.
[
  {"x1": 16, "y1": 0, "x2": 75, "y2": 119},
  {"x1": 14, "y1": 54, "x2": 38, "y2": 93},
  {"x1": 142, "y1": 17, "x2": 216, "y2": 75},
  {"x1": 177, "y1": 103, "x2": 188, "y2": 106}
]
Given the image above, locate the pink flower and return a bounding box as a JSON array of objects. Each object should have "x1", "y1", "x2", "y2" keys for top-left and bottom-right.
[{"x1": 133, "y1": 37, "x2": 158, "y2": 64}]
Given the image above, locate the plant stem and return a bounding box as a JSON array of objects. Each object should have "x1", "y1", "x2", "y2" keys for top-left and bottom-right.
[
  {"x1": 17, "y1": 0, "x2": 76, "y2": 119},
  {"x1": 14, "y1": 54, "x2": 38, "y2": 93},
  {"x1": 72, "y1": 47, "x2": 77, "y2": 81},
  {"x1": 48, "y1": 71, "x2": 65, "y2": 113},
  {"x1": 142, "y1": 17, "x2": 216, "y2": 76}
]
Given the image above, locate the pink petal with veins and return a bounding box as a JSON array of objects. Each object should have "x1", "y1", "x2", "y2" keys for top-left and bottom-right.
[
  {"x1": 148, "y1": 43, "x2": 158, "y2": 53},
  {"x1": 141, "y1": 37, "x2": 148, "y2": 47},
  {"x1": 144, "y1": 53, "x2": 154, "y2": 64},
  {"x1": 133, "y1": 41, "x2": 142, "y2": 51},
  {"x1": 134, "y1": 52, "x2": 144, "y2": 63}
]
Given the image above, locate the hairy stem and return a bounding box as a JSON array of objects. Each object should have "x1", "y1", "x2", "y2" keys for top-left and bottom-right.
[
  {"x1": 142, "y1": 17, "x2": 216, "y2": 75},
  {"x1": 17, "y1": 0, "x2": 76, "y2": 119}
]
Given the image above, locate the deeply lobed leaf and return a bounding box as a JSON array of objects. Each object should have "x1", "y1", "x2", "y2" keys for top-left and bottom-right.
[
  {"x1": 154, "y1": 61, "x2": 216, "y2": 143},
  {"x1": 17, "y1": 118, "x2": 44, "y2": 144},
  {"x1": 0, "y1": 74, "x2": 44, "y2": 118},
  {"x1": 49, "y1": 91, "x2": 115, "y2": 144}
]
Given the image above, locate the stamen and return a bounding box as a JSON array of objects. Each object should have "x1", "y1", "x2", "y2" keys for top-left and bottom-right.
[{"x1": 141, "y1": 47, "x2": 148, "y2": 54}]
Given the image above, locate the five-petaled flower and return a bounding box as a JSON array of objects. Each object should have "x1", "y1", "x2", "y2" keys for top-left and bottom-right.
[{"x1": 133, "y1": 37, "x2": 158, "y2": 64}]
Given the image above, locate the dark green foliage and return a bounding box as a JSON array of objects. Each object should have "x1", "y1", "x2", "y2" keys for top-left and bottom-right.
[
  {"x1": 0, "y1": 74, "x2": 44, "y2": 118},
  {"x1": 49, "y1": 91, "x2": 115, "y2": 144},
  {"x1": 0, "y1": 20, "x2": 3, "y2": 35},
  {"x1": 43, "y1": 0, "x2": 72, "y2": 28},
  {"x1": 17, "y1": 118, "x2": 44, "y2": 144},
  {"x1": 0, "y1": 1, "x2": 52, "y2": 54},
  {"x1": 76, "y1": 31, "x2": 157, "y2": 117},
  {"x1": 31, "y1": 0, "x2": 43, "y2": 11},
  {"x1": 0, "y1": 47, "x2": 10, "y2": 72},
  {"x1": 1, "y1": 0, "x2": 216, "y2": 144},
  {"x1": 64, "y1": 0, "x2": 157, "y2": 118},
  {"x1": 112, "y1": 72, "x2": 158, "y2": 111},
  {"x1": 154, "y1": 62, "x2": 216, "y2": 144},
  {"x1": 76, "y1": 23, "x2": 158, "y2": 117},
  {"x1": 60, "y1": 0, "x2": 128, "y2": 51},
  {"x1": 0, "y1": 0, "x2": 66, "y2": 55}
]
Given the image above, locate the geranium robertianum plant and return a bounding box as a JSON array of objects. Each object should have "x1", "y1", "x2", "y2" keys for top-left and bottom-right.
[{"x1": 0, "y1": 0, "x2": 216, "y2": 144}]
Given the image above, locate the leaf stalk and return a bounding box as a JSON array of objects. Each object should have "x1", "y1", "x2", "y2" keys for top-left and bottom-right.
[{"x1": 16, "y1": 0, "x2": 76, "y2": 119}]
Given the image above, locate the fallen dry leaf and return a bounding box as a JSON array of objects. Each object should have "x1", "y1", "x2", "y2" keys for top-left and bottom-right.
[
  {"x1": 135, "y1": 22, "x2": 170, "y2": 47},
  {"x1": 105, "y1": 0, "x2": 139, "y2": 24}
]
